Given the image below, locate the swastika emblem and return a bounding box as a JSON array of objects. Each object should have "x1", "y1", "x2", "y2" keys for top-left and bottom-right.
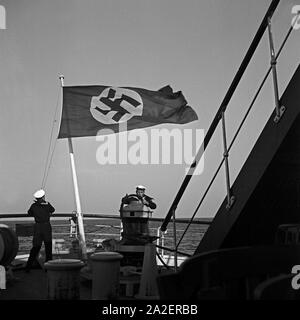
[{"x1": 90, "y1": 87, "x2": 143, "y2": 124}]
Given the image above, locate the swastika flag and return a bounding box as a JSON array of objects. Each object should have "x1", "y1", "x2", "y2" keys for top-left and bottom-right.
[{"x1": 58, "y1": 85, "x2": 198, "y2": 138}]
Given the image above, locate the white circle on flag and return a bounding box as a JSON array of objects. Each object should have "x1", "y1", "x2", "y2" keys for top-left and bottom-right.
[{"x1": 90, "y1": 87, "x2": 143, "y2": 124}]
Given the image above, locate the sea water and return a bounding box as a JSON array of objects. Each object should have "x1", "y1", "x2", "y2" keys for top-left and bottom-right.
[{"x1": 2, "y1": 218, "x2": 209, "y2": 257}]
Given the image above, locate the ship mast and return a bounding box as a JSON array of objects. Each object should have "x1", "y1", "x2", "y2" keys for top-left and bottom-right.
[{"x1": 59, "y1": 75, "x2": 87, "y2": 261}]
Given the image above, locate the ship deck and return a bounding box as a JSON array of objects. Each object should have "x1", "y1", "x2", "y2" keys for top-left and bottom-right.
[
  {"x1": 0, "y1": 253, "x2": 174, "y2": 300},
  {"x1": 0, "y1": 267, "x2": 92, "y2": 300}
]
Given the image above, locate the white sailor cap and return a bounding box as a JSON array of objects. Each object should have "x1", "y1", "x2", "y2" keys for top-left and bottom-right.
[
  {"x1": 136, "y1": 185, "x2": 146, "y2": 190},
  {"x1": 33, "y1": 189, "x2": 45, "y2": 199}
]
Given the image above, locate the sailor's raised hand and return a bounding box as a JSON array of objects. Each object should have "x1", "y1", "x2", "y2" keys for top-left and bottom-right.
[{"x1": 143, "y1": 200, "x2": 149, "y2": 206}]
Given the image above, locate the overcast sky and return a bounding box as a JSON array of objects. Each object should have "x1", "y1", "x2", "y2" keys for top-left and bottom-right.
[{"x1": 0, "y1": 0, "x2": 299, "y2": 219}]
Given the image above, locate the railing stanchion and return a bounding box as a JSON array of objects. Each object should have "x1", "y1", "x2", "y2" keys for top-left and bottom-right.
[
  {"x1": 267, "y1": 17, "x2": 285, "y2": 123},
  {"x1": 161, "y1": 231, "x2": 165, "y2": 257},
  {"x1": 69, "y1": 210, "x2": 78, "y2": 238},
  {"x1": 221, "y1": 112, "x2": 235, "y2": 210},
  {"x1": 172, "y1": 209, "x2": 178, "y2": 271},
  {"x1": 156, "y1": 228, "x2": 160, "y2": 256},
  {"x1": 119, "y1": 220, "x2": 123, "y2": 240}
]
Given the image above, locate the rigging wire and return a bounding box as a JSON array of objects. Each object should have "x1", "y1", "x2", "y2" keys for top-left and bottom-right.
[
  {"x1": 41, "y1": 87, "x2": 61, "y2": 189},
  {"x1": 175, "y1": 16, "x2": 299, "y2": 250},
  {"x1": 42, "y1": 132, "x2": 59, "y2": 189}
]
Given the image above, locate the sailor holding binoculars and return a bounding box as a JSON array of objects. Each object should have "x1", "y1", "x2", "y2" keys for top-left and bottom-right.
[{"x1": 122, "y1": 185, "x2": 157, "y2": 210}]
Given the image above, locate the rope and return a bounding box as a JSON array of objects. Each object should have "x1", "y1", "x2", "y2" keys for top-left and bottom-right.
[
  {"x1": 155, "y1": 251, "x2": 171, "y2": 270},
  {"x1": 42, "y1": 138, "x2": 58, "y2": 188},
  {"x1": 41, "y1": 87, "x2": 61, "y2": 189}
]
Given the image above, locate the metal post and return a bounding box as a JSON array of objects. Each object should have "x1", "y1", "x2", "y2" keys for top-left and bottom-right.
[
  {"x1": 267, "y1": 17, "x2": 285, "y2": 123},
  {"x1": 161, "y1": 233, "x2": 164, "y2": 258},
  {"x1": 157, "y1": 227, "x2": 166, "y2": 258},
  {"x1": 69, "y1": 220, "x2": 76, "y2": 238},
  {"x1": 221, "y1": 111, "x2": 235, "y2": 210},
  {"x1": 59, "y1": 75, "x2": 87, "y2": 260},
  {"x1": 119, "y1": 220, "x2": 123, "y2": 240},
  {"x1": 69, "y1": 211, "x2": 78, "y2": 238},
  {"x1": 172, "y1": 209, "x2": 178, "y2": 271},
  {"x1": 156, "y1": 228, "x2": 160, "y2": 255}
]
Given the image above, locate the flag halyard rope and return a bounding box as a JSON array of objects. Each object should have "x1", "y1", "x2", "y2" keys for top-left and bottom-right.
[{"x1": 41, "y1": 87, "x2": 61, "y2": 189}]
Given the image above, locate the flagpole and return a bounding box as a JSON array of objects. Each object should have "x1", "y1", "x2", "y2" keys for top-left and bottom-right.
[{"x1": 59, "y1": 75, "x2": 87, "y2": 261}]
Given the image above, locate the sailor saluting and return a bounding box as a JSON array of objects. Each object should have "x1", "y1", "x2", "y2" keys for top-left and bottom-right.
[
  {"x1": 25, "y1": 189, "x2": 55, "y2": 273},
  {"x1": 121, "y1": 185, "x2": 157, "y2": 210}
]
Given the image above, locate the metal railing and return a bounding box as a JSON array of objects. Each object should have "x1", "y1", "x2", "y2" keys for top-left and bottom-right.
[
  {"x1": 160, "y1": 0, "x2": 300, "y2": 265},
  {"x1": 0, "y1": 212, "x2": 210, "y2": 264},
  {"x1": 0, "y1": 212, "x2": 212, "y2": 226}
]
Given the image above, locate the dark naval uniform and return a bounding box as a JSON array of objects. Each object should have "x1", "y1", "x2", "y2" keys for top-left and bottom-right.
[
  {"x1": 25, "y1": 201, "x2": 55, "y2": 271},
  {"x1": 140, "y1": 195, "x2": 157, "y2": 210}
]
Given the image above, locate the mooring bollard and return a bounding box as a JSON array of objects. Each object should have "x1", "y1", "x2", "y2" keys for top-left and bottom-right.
[
  {"x1": 0, "y1": 265, "x2": 6, "y2": 289},
  {"x1": 44, "y1": 259, "x2": 84, "y2": 300},
  {"x1": 90, "y1": 252, "x2": 123, "y2": 300}
]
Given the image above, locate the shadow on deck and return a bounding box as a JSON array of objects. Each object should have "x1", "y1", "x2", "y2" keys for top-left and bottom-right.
[{"x1": 0, "y1": 268, "x2": 92, "y2": 300}]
